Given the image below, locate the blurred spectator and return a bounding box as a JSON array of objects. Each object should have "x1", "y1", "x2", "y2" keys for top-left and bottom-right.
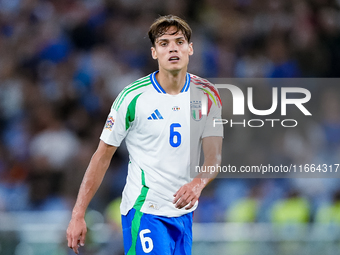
[
  {"x1": 266, "y1": 35, "x2": 301, "y2": 78},
  {"x1": 27, "y1": 104, "x2": 79, "y2": 210},
  {"x1": 225, "y1": 185, "x2": 261, "y2": 222},
  {"x1": 318, "y1": 7, "x2": 340, "y2": 77},
  {"x1": 291, "y1": 1, "x2": 330, "y2": 77},
  {"x1": 235, "y1": 36, "x2": 271, "y2": 78},
  {"x1": 29, "y1": 105, "x2": 80, "y2": 171},
  {"x1": 271, "y1": 190, "x2": 310, "y2": 223},
  {"x1": 315, "y1": 190, "x2": 340, "y2": 223},
  {"x1": 319, "y1": 88, "x2": 340, "y2": 155},
  {"x1": 0, "y1": 159, "x2": 29, "y2": 211}
]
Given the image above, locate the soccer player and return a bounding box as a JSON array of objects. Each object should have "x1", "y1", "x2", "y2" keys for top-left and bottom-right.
[{"x1": 66, "y1": 15, "x2": 223, "y2": 255}]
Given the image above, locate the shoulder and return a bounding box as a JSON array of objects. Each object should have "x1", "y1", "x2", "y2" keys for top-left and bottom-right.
[
  {"x1": 112, "y1": 74, "x2": 153, "y2": 111},
  {"x1": 189, "y1": 73, "x2": 222, "y2": 108}
]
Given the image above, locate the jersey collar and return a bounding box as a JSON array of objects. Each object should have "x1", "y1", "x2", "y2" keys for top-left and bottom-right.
[{"x1": 150, "y1": 71, "x2": 191, "y2": 94}]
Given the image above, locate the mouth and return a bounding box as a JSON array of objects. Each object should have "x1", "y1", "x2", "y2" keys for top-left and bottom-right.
[{"x1": 169, "y1": 56, "x2": 180, "y2": 62}]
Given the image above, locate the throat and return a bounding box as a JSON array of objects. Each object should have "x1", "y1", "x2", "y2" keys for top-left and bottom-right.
[{"x1": 156, "y1": 70, "x2": 187, "y2": 95}]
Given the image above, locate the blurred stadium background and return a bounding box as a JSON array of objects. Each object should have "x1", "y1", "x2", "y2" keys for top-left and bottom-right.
[{"x1": 0, "y1": 0, "x2": 340, "y2": 254}]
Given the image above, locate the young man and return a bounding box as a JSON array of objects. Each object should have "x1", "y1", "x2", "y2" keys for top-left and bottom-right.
[{"x1": 67, "y1": 15, "x2": 223, "y2": 255}]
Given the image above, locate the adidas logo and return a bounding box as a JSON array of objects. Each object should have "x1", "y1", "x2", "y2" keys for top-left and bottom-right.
[{"x1": 147, "y1": 109, "x2": 163, "y2": 120}]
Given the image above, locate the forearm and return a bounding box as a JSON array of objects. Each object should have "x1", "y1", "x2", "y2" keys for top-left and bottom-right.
[
  {"x1": 72, "y1": 156, "x2": 107, "y2": 216},
  {"x1": 195, "y1": 136, "x2": 223, "y2": 188},
  {"x1": 72, "y1": 142, "x2": 117, "y2": 218},
  {"x1": 193, "y1": 153, "x2": 221, "y2": 189},
  {"x1": 67, "y1": 141, "x2": 116, "y2": 254}
]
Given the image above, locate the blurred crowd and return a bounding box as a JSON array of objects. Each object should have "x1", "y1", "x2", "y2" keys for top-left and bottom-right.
[{"x1": 0, "y1": 0, "x2": 340, "y2": 231}]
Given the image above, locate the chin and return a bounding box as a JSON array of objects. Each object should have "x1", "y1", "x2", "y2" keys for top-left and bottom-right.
[{"x1": 168, "y1": 64, "x2": 186, "y2": 72}]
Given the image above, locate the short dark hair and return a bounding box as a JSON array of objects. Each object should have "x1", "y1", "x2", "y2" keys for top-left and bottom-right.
[{"x1": 148, "y1": 15, "x2": 192, "y2": 46}]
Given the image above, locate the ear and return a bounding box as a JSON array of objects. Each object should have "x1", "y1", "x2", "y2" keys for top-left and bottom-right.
[
  {"x1": 188, "y1": 42, "x2": 194, "y2": 56},
  {"x1": 151, "y1": 47, "x2": 157, "y2": 59}
]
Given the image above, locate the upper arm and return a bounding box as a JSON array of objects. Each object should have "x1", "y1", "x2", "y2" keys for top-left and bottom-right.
[
  {"x1": 94, "y1": 140, "x2": 118, "y2": 163},
  {"x1": 202, "y1": 136, "x2": 222, "y2": 165}
]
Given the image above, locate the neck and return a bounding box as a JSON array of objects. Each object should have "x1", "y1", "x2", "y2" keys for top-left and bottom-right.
[{"x1": 156, "y1": 68, "x2": 187, "y2": 95}]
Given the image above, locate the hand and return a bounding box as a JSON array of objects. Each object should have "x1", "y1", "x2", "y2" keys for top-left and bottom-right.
[
  {"x1": 173, "y1": 179, "x2": 204, "y2": 210},
  {"x1": 66, "y1": 216, "x2": 87, "y2": 254}
]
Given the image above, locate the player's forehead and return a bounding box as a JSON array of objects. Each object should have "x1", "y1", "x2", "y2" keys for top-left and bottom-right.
[{"x1": 155, "y1": 26, "x2": 185, "y2": 42}]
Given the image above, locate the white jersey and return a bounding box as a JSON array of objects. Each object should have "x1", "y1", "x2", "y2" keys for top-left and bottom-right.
[{"x1": 100, "y1": 71, "x2": 223, "y2": 217}]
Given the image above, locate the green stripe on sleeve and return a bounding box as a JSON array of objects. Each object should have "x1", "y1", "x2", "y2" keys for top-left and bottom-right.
[
  {"x1": 125, "y1": 93, "x2": 142, "y2": 130},
  {"x1": 113, "y1": 78, "x2": 150, "y2": 110}
]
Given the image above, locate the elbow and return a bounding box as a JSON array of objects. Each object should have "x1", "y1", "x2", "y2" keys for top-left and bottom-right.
[{"x1": 215, "y1": 153, "x2": 222, "y2": 166}]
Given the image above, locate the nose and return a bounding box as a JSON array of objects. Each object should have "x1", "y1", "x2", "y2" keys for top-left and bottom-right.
[{"x1": 169, "y1": 41, "x2": 178, "y2": 53}]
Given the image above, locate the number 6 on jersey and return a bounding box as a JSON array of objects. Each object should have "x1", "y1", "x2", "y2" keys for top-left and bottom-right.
[
  {"x1": 169, "y1": 123, "x2": 181, "y2": 147},
  {"x1": 139, "y1": 229, "x2": 153, "y2": 253}
]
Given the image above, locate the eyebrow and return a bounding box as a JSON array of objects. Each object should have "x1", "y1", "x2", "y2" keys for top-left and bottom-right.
[{"x1": 156, "y1": 36, "x2": 186, "y2": 43}]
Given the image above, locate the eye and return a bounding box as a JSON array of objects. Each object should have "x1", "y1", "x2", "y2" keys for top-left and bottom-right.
[
  {"x1": 160, "y1": 42, "x2": 167, "y2": 47},
  {"x1": 178, "y1": 40, "x2": 184, "y2": 45}
]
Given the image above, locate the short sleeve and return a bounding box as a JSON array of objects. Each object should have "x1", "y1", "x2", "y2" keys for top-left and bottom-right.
[
  {"x1": 100, "y1": 88, "x2": 143, "y2": 146},
  {"x1": 100, "y1": 100, "x2": 129, "y2": 147},
  {"x1": 202, "y1": 86, "x2": 223, "y2": 138}
]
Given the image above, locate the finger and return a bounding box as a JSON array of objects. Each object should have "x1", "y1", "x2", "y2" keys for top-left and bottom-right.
[
  {"x1": 173, "y1": 188, "x2": 185, "y2": 204},
  {"x1": 181, "y1": 194, "x2": 196, "y2": 209},
  {"x1": 176, "y1": 193, "x2": 191, "y2": 209},
  {"x1": 176, "y1": 197, "x2": 187, "y2": 209},
  {"x1": 80, "y1": 229, "x2": 87, "y2": 247},
  {"x1": 185, "y1": 197, "x2": 197, "y2": 210},
  {"x1": 67, "y1": 233, "x2": 72, "y2": 248},
  {"x1": 73, "y1": 244, "x2": 79, "y2": 254},
  {"x1": 71, "y1": 235, "x2": 79, "y2": 254}
]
